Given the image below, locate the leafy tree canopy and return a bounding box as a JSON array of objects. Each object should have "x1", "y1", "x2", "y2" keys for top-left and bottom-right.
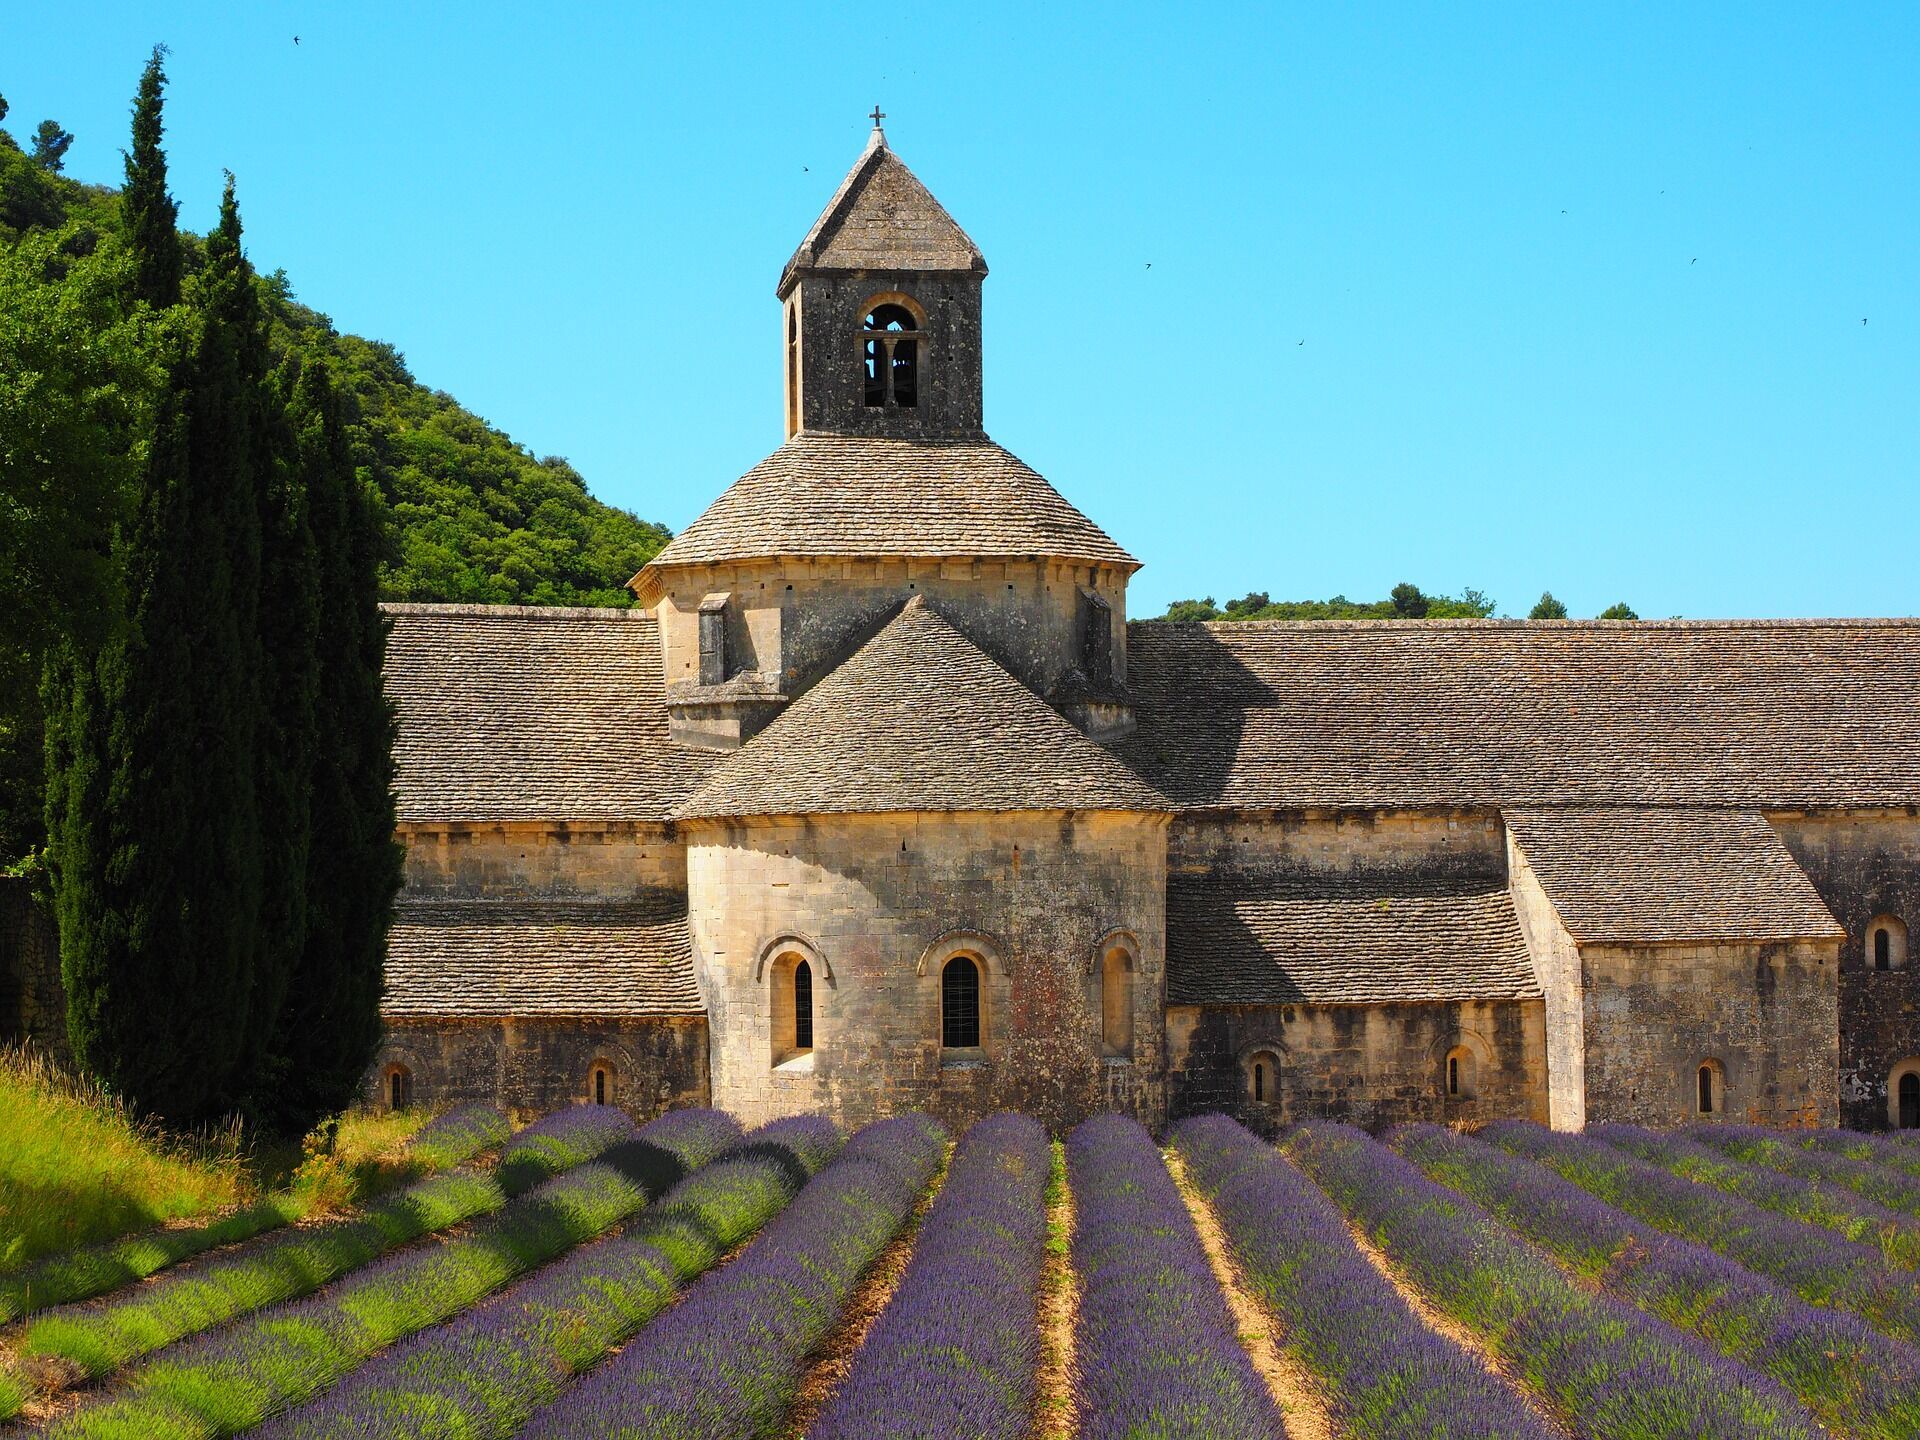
[
  {"x1": 1156, "y1": 584, "x2": 1498, "y2": 622},
  {"x1": 1528, "y1": 591, "x2": 1569, "y2": 620}
]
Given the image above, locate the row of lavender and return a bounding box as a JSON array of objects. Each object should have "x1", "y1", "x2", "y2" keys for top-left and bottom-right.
[
  {"x1": 1393, "y1": 1123, "x2": 1920, "y2": 1440},
  {"x1": 43, "y1": 1106, "x2": 729, "y2": 1440},
  {"x1": 1287, "y1": 1122, "x2": 1825, "y2": 1438}
]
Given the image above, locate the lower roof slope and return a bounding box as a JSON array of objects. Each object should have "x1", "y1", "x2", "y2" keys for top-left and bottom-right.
[
  {"x1": 384, "y1": 604, "x2": 719, "y2": 825},
  {"x1": 1507, "y1": 807, "x2": 1844, "y2": 946},
  {"x1": 635, "y1": 433, "x2": 1137, "y2": 590},
  {"x1": 674, "y1": 596, "x2": 1167, "y2": 822},
  {"x1": 382, "y1": 897, "x2": 702, "y2": 1019},
  {"x1": 1123, "y1": 618, "x2": 1920, "y2": 811},
  {"x1": 1168, "y1": 874, "x2": 1538, "y2": 1005}
]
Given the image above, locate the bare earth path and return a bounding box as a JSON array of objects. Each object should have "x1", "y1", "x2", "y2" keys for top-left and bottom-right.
[
  {"x1": 1164, "y1": 1147, "x2": 1339, "y2": 1440},
  {"x1": 1029, "y1": 1140, "x2": 1077, "y2": 1440}
]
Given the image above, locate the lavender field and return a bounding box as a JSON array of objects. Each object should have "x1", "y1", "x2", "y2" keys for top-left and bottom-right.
[{"x1": 5, "y1": 1107, "x2": 1917, "y2": 1440}]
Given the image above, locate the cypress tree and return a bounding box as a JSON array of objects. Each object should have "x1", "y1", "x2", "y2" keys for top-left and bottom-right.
[
  {"x1": 55, "y1": 179, "x2": 269, "y2": 1124},
  {"x1": 265, "y1": 358, "x2": 401, "y2": 1134},
  {"x1": 123, "y1": 47, "x2": 181, "y2": 310}
]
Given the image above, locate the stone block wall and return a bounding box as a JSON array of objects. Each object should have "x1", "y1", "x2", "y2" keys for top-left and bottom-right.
[
  {"x1": 1164, "y1": 998, "x2": 1548, "y2": 1132},
  {"x1": 1774, "y1": 811, "x2": 1920, "y2": 1128},
  {"x1": 1578, "y1": 937, "x2": 1838, "y2": 1127},
  {"x1": 0, "y1": 877, "x2": 66, "y2": 1061},
  {"x1": 400, "y1": 821, "x2": 686, "y2": 902},
  {"x1": 1508, "y1": 836, "x2": 1587, "y2": 1129},
  {"x1": 1169, "y1": 808, "x2": 1507, "y2": 884},
  {"x1": 785, "y1": 270, "x2": 984, "y2": 438},
  {"x1": 686, "y1": 809, "x2": 1168, "y2": 1135},
  {"x1": 367, "y1": 1017, "x2": 708, "y2": 1124}
]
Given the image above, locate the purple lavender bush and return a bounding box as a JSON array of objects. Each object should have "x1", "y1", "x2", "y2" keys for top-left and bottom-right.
[
  {"x1": 45, "y1": 1107, "x2": 736, "y2": 1440},
  {"x1": 493, "y1": 1104, "x2": 639, "y2": 1195},
  {"x1": 1686, "y1": 1123, "x2": 1920, "y2": 1226},
  {"x1": 1175, "y1": 1114, "x2": 1552, "y2": 1439},
  {"x1": 252, "y1": 1113, "x2": 836, "y2": 1440},
  {"x1": 1288, "y1": 1122, "x2": 1822, "y2": 1439},
  {"x1": 1490, "y1": 1121, "x2": 1920, "y2": 1343},
  {"x1": 1068, "y1": 1114, "x2": 1285, "y2": 1440},
  {"x1": 1802, "y1": 1129, "x2": 1920, "y2": 1184},
  {"x1": 516, "y1": 1111, "x2": 946, "y2": 1440},
  {"x1": 1393, "y1": 1122, "x2": 1920, "y2": 1440},
  {"x1": 405, "y1": 1104, "x2": 511, "y2": 1168},
  {"x1": 808, "y1": 1113, "x2": 1050, "y2": 1440}
]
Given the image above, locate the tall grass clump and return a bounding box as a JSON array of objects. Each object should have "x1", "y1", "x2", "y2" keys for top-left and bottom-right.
[
  {"x1": 809, "y1": 1112, "x2": 1052, "y2": 1440},
  {"x1": 0, "y1": 1046, "x2": 245, "y2": 1270},
  {"x1": 1289, "y1": 1122, "x2": 1822, "y2": 1439},
  {"x1": 41, "y1": 1108, "x2": 736, "y2": 1440},
  {"x1": 1487, "y1": 1121, "x2": 1920, "y2": 1343},
  {"x1": 1068, "y1": 1114, "x2": 1285, "y2": 1440},
  {"x1": 253, "y1": 1113, "x2": 837, "y2": 1440},
  {"x1": 518, "y1": 1112, "x2": 946, "y2": 1440},
  {"x1": 1175, "y1": 1114, "x2": 1553, "y2": 1439},
  {"x1": 1394, "y1": 1122, "x2": 1920, "y2": 1440}
]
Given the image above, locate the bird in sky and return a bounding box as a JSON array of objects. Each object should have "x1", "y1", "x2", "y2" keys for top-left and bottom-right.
[
  {"x1": 1691, "y1": 258, "x2": 1698, "y2": 264},
  {"x1": 293, "y1": 35, "x2": 301, "y2": 44}
]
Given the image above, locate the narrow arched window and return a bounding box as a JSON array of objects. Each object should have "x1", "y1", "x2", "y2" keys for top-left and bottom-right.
[
  {"x1": 1253, "y1": 1062, "x2": 1266, "y2": 1103},
  {"x1": 793, "y1": 960, "x2": 813, "y2": 1050},
  {"x1": 942, "y1": 955, "x2": 981, "y2": 1048},
  {"x1": 1245, "y1": 1049, "x2": 1281, "y2": 1107},
  {"x1": 386, "y1": 1065, "x2": 412, "y2": 1112},
  {"x1": 590, "y1": 1064, "x2": 611, "y2": 1106},
  {"x1": 1901, "y1": 1073, "x2": 1920, "y2": 1130},
  {"x1": 1101, "y1": 946, "x2": 1133, "y2": 1058},
  {"x1": 1877, "y1": 928, "x2": 1892, "y2": 970},
  {"x1": 1868, "y1": 916, "x2": 1908, "y2": 972},
  {"x1": 861, "y1": 302, "x2": 919, "y2": 408},
  {"x1": 1445, "y1": 1046, "x2": 1478, "y2": 1101},
  {"x1": 1697, "y1": 1061, "x2": 1722, "y2": 1115}
]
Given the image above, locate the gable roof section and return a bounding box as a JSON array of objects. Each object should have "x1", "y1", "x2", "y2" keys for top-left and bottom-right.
[
  {"x1": 382, "y1": 898, "x2": 702, "y2": 1019},
  {"x1": 635, "y1": 433, "x2": 1137, "y2": 593},
  {"x1": 1122, "y1": 618, "x2": 1920, "y2": 811},
  {"x1": 1506, "y1": 807, "x2": 1844, "y2": 945},
  {"x1": 1168, "y1": 875, "x2": 1539, "y2": 1005},
  {"x1": 383, "y1": 603, "x2": 719, "y2": 824},
  {"x1": 779, "y1": 131, "x2": 985, "y2": 294},
  {"x1": 673, "y1": 597, "x2": 1167, "y2": 822}
]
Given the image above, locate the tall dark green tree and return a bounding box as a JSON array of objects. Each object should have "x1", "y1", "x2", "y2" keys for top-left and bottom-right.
[
  {"x1": 264, "y1": 358, "x2": 401, "y2": 1134},
  {"x1": 54, "y1": 178, "x2": 270, "y2": 1124},
  {"x1": 123, "y1": 48, "x2": 181, "y2": 311},
  {"x1": 30, "y1": 119, "x2": 72, "y2": 172}
]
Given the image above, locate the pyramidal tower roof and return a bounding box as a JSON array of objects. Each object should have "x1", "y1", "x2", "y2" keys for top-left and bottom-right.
[
  {"x1": 778, "y1": 122, "x2": 987, "y2": 297},
  {"x1": 673, "y1": 597, "x2": 1166, "y2": 821}
]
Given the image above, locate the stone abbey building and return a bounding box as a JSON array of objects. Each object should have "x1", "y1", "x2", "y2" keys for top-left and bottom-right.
[{"x1": 371, "y1": 123, "x2": 1920, "y2": 1135}]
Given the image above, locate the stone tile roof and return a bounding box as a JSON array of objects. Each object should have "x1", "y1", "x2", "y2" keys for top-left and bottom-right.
[
  {"x1": 383, "y1": 604, "x2": 719, "y2": 824},
  {"x1": 636, "y1": 433, "x2": 1138, "y2": 587},
  {"x1": 382, "y1": 898, "x2": 702, "y2": 1018},
  {"x1": 673, "y1": 597, "x2": 1168, "y2": 822},
  {"x1": 1122, "y1": 619, "x2": 1920, "y2": 812},
  {"x1": 1505, "y1": 807, "x2": 1845, "y2": 945},
  {"x1": 1167, "y1": 875, "x2": 1539, "y2": 1005},
  {"x1": 779, "y1": 130, "x2": 985, "y2": 294}
]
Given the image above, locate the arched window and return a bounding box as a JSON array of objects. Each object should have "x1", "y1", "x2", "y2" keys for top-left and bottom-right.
[
  {"x1": 785, "y1": 302, "x2": 800, "y2": 437},
  {"x1": 1901, "y1": 1073, "x2": 1920, "y2": 1130},
  {"x1": 1101, "y1": 945, "x2": 1134, "y2": 1059},
  {"x1": 769, "y1": 950, "x2": 816, "y2": 1066},
  {"x1": 1245, "y1": 1048, "x2": 1282, "y2": 1107},
  {"x1": 942, "y1": 955, "x2": 981, "y2": 1049},
  {"x1": 1445, "y1": 1046, "x2": 1478, "y2": 1101},
  {"x1": 1870, "y1": 916, "x2": 1909, "y2": 972},
  {"x1": 1696, "y1": 1059, "x2": 1725, "y2": 1116},
  {"x1": 385, "y1": 1064, "x2": 412, "y2": 1112},
  {"x1": 590, "y1": 1063, "x2": 612, "y2": 1107},
  {"x1": 861, "y1": 302, "x2": 919, "y2": 409}
]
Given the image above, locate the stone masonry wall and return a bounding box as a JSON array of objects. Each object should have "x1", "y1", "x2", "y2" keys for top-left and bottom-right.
[
  {"x1": 1579, "y1": 937, "x2": 1839, "y2": 1127},
  {"x1": 1508, "y1": 836, "x2": 1587, "y2": 1129},
  {"x1": 787, "y1": 271, "x2": 984, "y2": 438},
  {"x1": 686, "y1": 809, "x2": 1168, "y2": 1135},
  {"x1": 0, "y1": 877, "x2": 67, "y2": 1061},
  {"x1": 1165, "y1": 998, "x2": 1548, "y2": 1132},
  {"x1": 400, "y1": 821, "x2": 686, "y2": 901},
  {"x1": 1773, "y1": 811, "x2": 1920, "y2": 1128},
  {"x1": 367, "y1": 1017, "x2": 708, "y2": 1124},
  {"x1": 1168, "y1": 808, "x2": 1507, "y2": 882}
]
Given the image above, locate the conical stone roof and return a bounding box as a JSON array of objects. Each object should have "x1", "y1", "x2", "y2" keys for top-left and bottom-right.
[{"x1": 672, "y1": 597, "x2": 1167, "y2": 822}]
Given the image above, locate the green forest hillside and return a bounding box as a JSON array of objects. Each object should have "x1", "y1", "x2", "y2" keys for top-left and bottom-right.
[{"x1": 0, "y1": 119, "x2": 668, "y2": 610}]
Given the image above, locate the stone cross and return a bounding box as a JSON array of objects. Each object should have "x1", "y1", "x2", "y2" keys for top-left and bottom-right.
[{"x1": 870, "y1": 106, "x2": 886, "y2": 130}]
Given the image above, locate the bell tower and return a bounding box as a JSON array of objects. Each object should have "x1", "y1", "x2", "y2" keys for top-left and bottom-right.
[{"x1": 778, "y1": 114, "x2": 988, "y2": 439}]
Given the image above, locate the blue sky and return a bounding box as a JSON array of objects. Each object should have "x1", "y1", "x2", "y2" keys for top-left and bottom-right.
[{"x1": 10, "y1": 3, "x2": 1916, "y2": 618}]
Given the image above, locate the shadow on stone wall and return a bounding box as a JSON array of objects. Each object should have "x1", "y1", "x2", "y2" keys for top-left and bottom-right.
[{"x1": 0, "y1": 876, "x2": 67, "y2": 1062}]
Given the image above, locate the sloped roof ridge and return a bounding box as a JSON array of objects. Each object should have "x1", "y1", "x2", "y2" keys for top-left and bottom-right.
[
  {"x1": 780, "y1": 132, "x2": 985, "y2": 293},
  {"x1": 673, "y1": 595, "x2": 1167, "y2": 821}
]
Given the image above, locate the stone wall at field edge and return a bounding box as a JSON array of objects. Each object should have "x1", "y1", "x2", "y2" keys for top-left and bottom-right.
[{"x1": 0, "y1": 877, "x2": 66, "y2": 1062}]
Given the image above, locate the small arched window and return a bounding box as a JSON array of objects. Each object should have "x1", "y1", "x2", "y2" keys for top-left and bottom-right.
[
  {"x1": 1697, "y1": 1059, "x2": 1725, "y2": 1116},
  {"x1": 861, "y1": 302, "x2": 919, "y2": 409},
  {"x1": 385, "y1": 1064, "x2": 412, "y2": 1112},
  {"x1": 590, "y1": 1063, "x2": 612, "y2": 1107},
  {"x1": 770, "y1": 950, "x2": 816, "y2": 1066},
  {"x1": 1901, "y1": 1073, "x2": 1920, "y2": 1130},
  {"x1": 1101, "y1": 946, "x2": 1134, "y2": 1059},
  {"x1": 793, "y1": 960, "x2": 814, "y2": 1050},
  {"x1": 1245, "y1": 1049, "x2": 1281, "y2": 1107},
  {"x1": 1870, "y1": 916, "x2": 1909, "y2": 972},
  {"x1": 1445, "y1": 1046, "x2": 1478, "y2": 1101},
  {"x1": 942, "y1": 955, "x2": 981, "y2": 1049}
]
